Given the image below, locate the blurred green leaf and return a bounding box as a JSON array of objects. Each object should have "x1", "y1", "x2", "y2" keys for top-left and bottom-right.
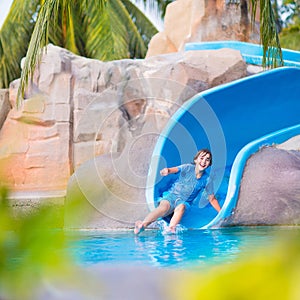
[
  {"x1": 172, "y1": 230, "x2": 300, "y2": 300},
  {"x1": 0, "y1": 185, "x2": 75, "y2": 299}
]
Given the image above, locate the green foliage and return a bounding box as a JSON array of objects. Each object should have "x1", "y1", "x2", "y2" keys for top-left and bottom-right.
[
  {"x1": 250, "y1": 0, "x2": 283, "y2": 68},
  {"x1": 280, "y1": 23, "x2": 300, "y2": 50},
  {"x1": 17, "y1": 0, "x2": 59, "y2": 108},
  {"x1": 172, "y1": 229, "x2": 300, "y2": 300},
  {"x1": 0, "y1": 185, "x2": 73, "y2": 299},
  {"x1": 0, "y1": 0, "x2": 39, "y2": 89},
  {"x1": 281, "y1": 0, "x2": 300, "y2": 25},
  {"x1": 279, "y1": 0, "x2": 300, "y2": 50},
  {"x1": 0, "y1": 0, "x2": 160, "y2": 95}
]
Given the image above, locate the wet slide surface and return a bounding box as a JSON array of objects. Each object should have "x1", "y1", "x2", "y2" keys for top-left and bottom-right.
[{"x1": 146, "y1": 55, "x2": 300, "y2": 229}]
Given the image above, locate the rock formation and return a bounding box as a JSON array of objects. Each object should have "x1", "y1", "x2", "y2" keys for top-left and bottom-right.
[
  {"x1": 0, "y1": 44, "x2": 247, "y2": 195},
  {"x1": 223, "y1": 146, "x2": 300, "y2": 226},
  {"x1": 0, "y1": 89, "x2": 10, "y2": 130},
  {"x1": 146, "y1": 0, "x2": 260, "y2": 57}
]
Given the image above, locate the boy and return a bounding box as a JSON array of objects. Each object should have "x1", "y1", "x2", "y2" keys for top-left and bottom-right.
[{"x1": 134, "y1": 149, "x2": 221, "y2": 234}]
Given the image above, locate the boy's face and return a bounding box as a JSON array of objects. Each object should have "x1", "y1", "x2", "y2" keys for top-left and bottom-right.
[{"x1": 195, "y1": 152, "x2": 211, "y2": 171}]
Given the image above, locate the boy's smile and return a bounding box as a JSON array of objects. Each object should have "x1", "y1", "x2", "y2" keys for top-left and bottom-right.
[{"x1": 195, "y1": 152, "x2": 211, "y2": 173}]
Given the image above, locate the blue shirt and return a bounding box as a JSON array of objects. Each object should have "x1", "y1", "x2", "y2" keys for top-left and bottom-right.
[{"x1": 163, "y1": 163, "x2": 213, "y2": 204}]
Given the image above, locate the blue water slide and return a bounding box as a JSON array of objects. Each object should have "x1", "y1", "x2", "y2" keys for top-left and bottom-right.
[
  {"x1": 184, "y1": 41, "x2": 300, "y2": 67},
  {"x1": 146, "y1": 66, "x2": 300, "y2": 229}
]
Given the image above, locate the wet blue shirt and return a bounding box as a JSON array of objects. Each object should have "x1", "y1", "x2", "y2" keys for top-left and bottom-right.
[{"x1": 163, "y1": 163, "x2": 214, "y2": 205}]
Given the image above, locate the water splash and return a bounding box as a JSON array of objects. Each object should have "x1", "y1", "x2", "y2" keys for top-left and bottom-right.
[{"x1": 156, "y1": 220, "x2": 188, "y2": 235}]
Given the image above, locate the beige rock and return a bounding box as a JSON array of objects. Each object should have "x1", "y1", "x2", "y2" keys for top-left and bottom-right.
[
  {"x1": 146, "y1": 32, "x2": 177, "y2": 58},
  {"x1": 146, "y1": 0, "x2": 260, "y2": 57},
  {"x1": 0, "y1": 44, "x2": 246, "y2": 198},
  {"x1": 276, "y1": 135, "x2": 300, "y2": 151},
  {"x1": 225, "y1": 147, "x2": 300, "y2": 226},
  {"x1": 0, "y1": 89, "x2": 11, "y2": 130},
  {"x1": 164, "y1": 0, "x2": 205, "y2": 51}
]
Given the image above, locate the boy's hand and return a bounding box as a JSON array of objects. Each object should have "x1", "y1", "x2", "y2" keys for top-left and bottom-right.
[{"x1": 160, "y1": 168, "x2": 169, "y2": 176}]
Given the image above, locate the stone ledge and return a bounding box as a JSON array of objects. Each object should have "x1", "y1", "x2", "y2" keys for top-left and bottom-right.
[
  {"x1": 8, "y1": 190, "x2": 66, "y2": 204},
  {"x1": 6, "y1": 190, "x2": 65, "y2": 228}
]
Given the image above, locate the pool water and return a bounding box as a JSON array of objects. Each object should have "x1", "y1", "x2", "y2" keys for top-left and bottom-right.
[{"x1": 67, "y1": 226, "x2": 299, "y2": 269}]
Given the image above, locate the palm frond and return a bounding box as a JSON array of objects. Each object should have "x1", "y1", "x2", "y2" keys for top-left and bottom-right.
[
  {"x1": 111, "y1": 0, "x2": 149, "y2": 58},
  {"x1": 84, "y1": 1, "x2": 129, "y2": 60},
  {"x1": 14, "y1": 0, "x2": 158, "y2": 105},
  {"x1": 16, "y1": 0, "x2": 59, "y2": 107},
  {"x1": 0, "y1": 0, "x2": 39, "y2": 89},
  {"x1": 62, "y1": 3, "x2": 79, "y2": 54},
  {"x1": 251, "y1": 0, "x2": 283, "y2": 67},
  {"x1": 64, "y1": 2, "x2": 87, "y2": 56},
  {"x1": 122, "y1": 0, "x2": 158, "y2": 57}
]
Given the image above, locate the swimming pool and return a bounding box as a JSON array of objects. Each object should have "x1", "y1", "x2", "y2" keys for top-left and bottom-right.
[{"x1": 67, "y1": 226, "x2": 299, "y2": 269}]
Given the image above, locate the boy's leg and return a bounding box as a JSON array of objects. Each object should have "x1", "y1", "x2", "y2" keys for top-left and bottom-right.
[
  {"x1": 168, "y1": 203, "x2": 186, "y2": 232},
  {"x1": 134, "y1": 200, "x2": 171, "y2": 234}
]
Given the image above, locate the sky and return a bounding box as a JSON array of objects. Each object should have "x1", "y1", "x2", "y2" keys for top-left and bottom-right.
[
  {"x1": 132, "y1": 0, "x2": 163, "y2": 31},
  {"x1": 0, "y1": 0, "x2": 13, "y2": 28},
  {"x1": 0, "y1": 0, "x2": 163, "y2": 30}
]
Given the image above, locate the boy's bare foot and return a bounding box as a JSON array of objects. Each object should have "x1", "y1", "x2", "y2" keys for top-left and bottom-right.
[
  {"x1": 134, "y1": 220, "x2": 145, "y2": 234},
  {"x1": 168, "y1": 226, "x2": 176, "y2": 234},
  {"x1": 162, "y1": 225, "x2": 176, "y2": 235}
]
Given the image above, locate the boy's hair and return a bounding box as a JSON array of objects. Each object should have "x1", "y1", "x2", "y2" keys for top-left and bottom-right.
[{"x1": 193, "y1": 149, "x2": 212, "y2": 166}]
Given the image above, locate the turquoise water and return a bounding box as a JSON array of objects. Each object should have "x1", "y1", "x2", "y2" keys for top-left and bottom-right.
[{"x1": 68, "y1": 226, "x2": 298, "y2": 269}]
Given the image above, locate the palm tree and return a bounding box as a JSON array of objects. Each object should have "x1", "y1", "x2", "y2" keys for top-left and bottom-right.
[
  {"x1": 250, "y1": 0, "x2": 283, "y2": 67},
  {"x1": 1, "y1": 0, "x2": 283, "y2": 107},
  {"x1": 0, "y1": 0, "x2": 39, "y2": 89},
  {"x1": 0, "y1": 0, "x2": 171, "y2": 94}
]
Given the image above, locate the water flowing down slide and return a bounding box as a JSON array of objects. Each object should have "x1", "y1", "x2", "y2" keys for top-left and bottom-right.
[{"x1": 146, "y1": 45, "x2": 300, "y2": 229}]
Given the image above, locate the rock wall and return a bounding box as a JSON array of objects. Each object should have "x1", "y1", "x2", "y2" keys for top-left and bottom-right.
[
  {"x1": 224, "y1": 145, "x2": 300, "y2": 226},
  {"x1": 0, "y1": 44, "x2": 247, "y2": 193},
  {"x1": 146, "y1": 0, "x2": 260, "y2": 57},
  {"x1": 0, "y1": 89, "x2": 10, "y2": 130}
]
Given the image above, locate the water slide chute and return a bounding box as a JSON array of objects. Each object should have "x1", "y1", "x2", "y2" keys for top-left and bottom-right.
[{"x1": 146, "y1": 60, "x2": 300, "y2": 229}]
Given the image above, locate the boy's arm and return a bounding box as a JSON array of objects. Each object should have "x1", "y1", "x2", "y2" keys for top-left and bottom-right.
[
  {"x1": 208, "y1": 194, "x2": 221, "y2": 212},
  {"x1": 160, "y1": 167, "x2": 179, "y2": 176}
]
